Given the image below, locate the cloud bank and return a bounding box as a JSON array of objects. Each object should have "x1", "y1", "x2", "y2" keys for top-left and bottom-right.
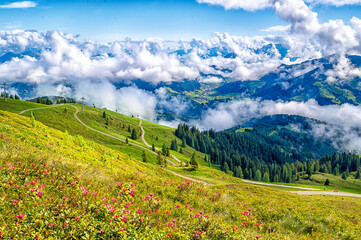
[
  {"x1": 194, "y1": 99, "x2": 361, "y2": 151},
  {"x1": 0, "y1": 1, "x2": 36, "y2": 9}
]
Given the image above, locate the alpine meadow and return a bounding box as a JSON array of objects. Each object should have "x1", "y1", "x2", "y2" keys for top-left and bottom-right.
[{"x1": 1, "y1": 0, "x2": 361, "y2": 239}]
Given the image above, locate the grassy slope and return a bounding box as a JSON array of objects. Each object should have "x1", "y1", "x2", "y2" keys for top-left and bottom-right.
[
  {"x1": 0, "y1": 98, "x2": 50, "y2": 112},
  {"x1": 1, "y1": 110, "x2": 361, "y2": 239}
]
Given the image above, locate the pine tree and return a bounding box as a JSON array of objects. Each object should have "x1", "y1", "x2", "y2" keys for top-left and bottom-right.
[
  {"x1": 355, "y1": 168, "x2": 361, "y2": 179},
  {"x1": 182, "y1": 137, "x2": 186, "y2": 148},
  {"x1": 262, "y1": 172, "x2": 270, "y2": 182},
  {"x1": 126, "y1": 137, "x2": 129, "y2": 144},
  {"x1": 131, "y1": 128, "x2": 137, "y2": 140},
  {"x1": 36, "y1": 97, "x2": 41, "y2": 103},
  {"x1": 142, "y1": 150, "x2": 148, "y2": 163},
  {"x1": 128, "y1": 125, "x2": 131, "y2": 133},
  {"x1": 170, "y1": 139, "x2": 178, "y2": 151},
  {"x1": 102, "y1": 111, "x2": 106, "y2": 118},
  {"x1": 342, "y1": 171, "x2": 347, "y2": 180},
  {"x1": 324, "y1": 178, "x2": 330, "y2": 186},
  {"x1": 157, "y1": 151, "x2": 163, "y2": 166},
  {"x1": 254, "y1": 170, "x2": 262, "y2": 181},
  {"x1": 179, "y1": 148, "x2": 183, "y2": 154},
  {"x1": 105, "y1": 117, "x2": 109, "y2": 126},
  {"x1": 152, "y1": 143, "x2": 155, "y2": 151},
  {"x1": 162, "y1": 143, "x2": 169, "y2": 157},
  {"x1": 15, "y1": 94, "x2": 20, "y2": 100},
  {"x1": 190, "y1": 153, "x2": 199, "y2": 169}
]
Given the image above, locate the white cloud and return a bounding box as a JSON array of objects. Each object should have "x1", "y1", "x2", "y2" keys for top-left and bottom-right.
[
  {"x1": 196, "y1": 0, "x2": 272, "y2": 11},
  {"x1": 0, "y1": 1, "x2": 36, "y2": 9},
  {"x1": 260, "y1": 25, "x2": 291, "y2": 32}
]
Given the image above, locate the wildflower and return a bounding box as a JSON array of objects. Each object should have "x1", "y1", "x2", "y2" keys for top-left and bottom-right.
[
  {"x1": 109, "y1": 208, "x2": 115, "y2": 213},
  {"x1": 92, "y1": 192, "x2": 98, "y2": 196},
  {"x1": 100, "y1": 230, "x2": 104, "y2": 234},
  {"x1": 199, "y1": 211, "x2": 203, "y2": 214},
  {"x1": 185, "y1": 204, "x2": 189, "y2": 208},
  {"x1": 75, "y1": 216, "x2": 80, "y2": 221},
  {"x1": 256, "y1": 236, "x2": 261, "y2": 239},
  {"x1": 175, "y1": 205, "x2": 180, "y2": 209},
  {"x1": 9, "y1": 165, "x2": 15, "y2": 171},
  {"x1": 166, "y1": 211, "x2": 170, "y2": 215},
  {"x1": 16, "y1": 213, "x2": 25, "y2": 219},
  {"x1": 82, "y1": 190, "x2": 89, "y2": 195},
  {"x1": 36, "y1": 190, "x2": 43, "y2": 198},
  {"x1": 122, "y1": 215, "x2": 128, "y2": 223},
  {"x1": 255, "y1": 223, "x2": 261, "y2": 228}
]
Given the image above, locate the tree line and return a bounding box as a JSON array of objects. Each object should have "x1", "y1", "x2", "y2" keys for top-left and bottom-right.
[{"x1": 175, "y1": 123, "x2": 361, "y2": 183}]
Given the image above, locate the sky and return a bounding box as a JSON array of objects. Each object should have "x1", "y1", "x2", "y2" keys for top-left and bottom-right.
[{"x1": 0, "y1": 0, "x2": 360, "y2": 41}]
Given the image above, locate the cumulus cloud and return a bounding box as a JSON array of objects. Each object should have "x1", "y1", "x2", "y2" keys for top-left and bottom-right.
[
  {"x1": 260, "y1": 25, "x2": 291, "y2": 33},
  {"x1": 325, "y1": 55, "x2": 361, "y2": 82},
  {"x1": 0, "y1": 1, "x2": 36, "y2": 9},
  {"x1": 196, "y1": 0, "x2": 272, "y2": 11}
]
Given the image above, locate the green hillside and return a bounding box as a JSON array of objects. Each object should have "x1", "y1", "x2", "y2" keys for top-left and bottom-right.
[{"x1": 1, "y1": 99, "x2": 361, "y2": 239}]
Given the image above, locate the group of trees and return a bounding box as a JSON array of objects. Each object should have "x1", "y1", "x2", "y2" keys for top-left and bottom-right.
[
  {"x1": 56, "y1": 98, "x2": 75, "y2": 104},
  {"x1": 36, "y1": 97, "x2": 53, "y2": 105},
  {"x1": 1, "y1": 92, "x2": 20, "y2": 100},
  {"x1": 175, "y1": 123, "x2": 361, "y2": 183}
]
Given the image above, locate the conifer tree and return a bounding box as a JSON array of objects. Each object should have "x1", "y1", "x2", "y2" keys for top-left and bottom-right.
[
  {"x1": 142, "y1": 150, "x2": 148, "y2": 163},
  {"x1": 190, "y1": 153, "x2": 199, "y2": 169},
  {"x1": 102, "y1": 111, "x2": 106, "y2": 118},
  {"x1": 126, "y1": 137, "x2": 129, "y2": 144},
  {"x1": 254, "y1": 170, "x2": 262, "y2": 181},
  {"x1": 152, "y1": 143, "x2": 155, "y2": 151},
  {"x1": 131, "y1": 128, "x2": 137, "y2": 140},
  {"x1": 355, "y1": 168, "x2": 361, "y2": 179},
  {"x1": 262, "y1": 172, "x2": 270, "y2": 182},
  {"x1": 324, "y1": 178, "x2": 330, "y2": 186}
]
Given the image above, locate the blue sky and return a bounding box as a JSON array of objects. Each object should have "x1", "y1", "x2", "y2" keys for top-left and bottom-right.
[{"x1": 0, "y1": 0, "x2": 360, "y2": 42}]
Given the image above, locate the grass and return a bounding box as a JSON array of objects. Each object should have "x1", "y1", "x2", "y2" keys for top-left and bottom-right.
[
  {"x1": 0, "y1": 98, "x2": 50, "y2": 113},
  {"x1": 2, "y1": 110, "x2": 361, "y2": 239}
]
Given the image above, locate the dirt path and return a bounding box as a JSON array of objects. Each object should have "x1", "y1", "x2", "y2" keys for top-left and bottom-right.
[
  {"x1": 242, "y1": 180, "x2": 319, "y2": 191},
  {"x1": 68, "y1": 105, "x2": 176, "y2": 166},
  {"x1": 291, "y1": 191, "x2": 361, "y2": 198},
  {"x1": 19, "y1": 104, "x2": 64, "y2": 115},
  {"x1": 138, "y1": 118, "x2": 183, "y2": 165},
  {"x1": 166, "y1": 170, "x2": 210, "y2": 185}
]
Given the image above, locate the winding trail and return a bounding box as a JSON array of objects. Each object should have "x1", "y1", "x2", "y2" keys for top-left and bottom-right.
[
  {"x1": 19, "y1": 104, "x2": 64, "y2": 115},
  {"x1": 138, "y1": 119, "x2": 183, "y2": 165},
  {"x1": 290, "y1": 191, "x2": 361, "y2": 198},
  {"x1": 242, "y1": 180, "x2": 319, "y2": 191},
  {"x1": 69, "y1": 105, "x2": 176, "y2": 166},
  {"x1": 18, "y1": 104, "x2": 361, "y2": 195}
]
